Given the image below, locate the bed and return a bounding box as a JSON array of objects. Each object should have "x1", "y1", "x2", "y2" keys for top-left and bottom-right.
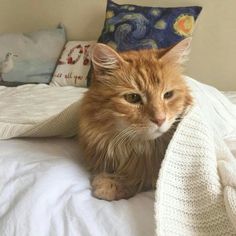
[{"x1": 0, "y1": 79, "x2": 236, "y2": 236}]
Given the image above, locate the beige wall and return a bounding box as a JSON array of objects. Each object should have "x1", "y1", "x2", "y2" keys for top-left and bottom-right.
[{"x1": 0, "y1": 0, "x2": 236, "y2": 90}]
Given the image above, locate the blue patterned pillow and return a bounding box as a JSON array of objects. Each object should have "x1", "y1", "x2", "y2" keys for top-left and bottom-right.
[{"x1": 98, "y1": 0, "x2": 202, "y2": 51}]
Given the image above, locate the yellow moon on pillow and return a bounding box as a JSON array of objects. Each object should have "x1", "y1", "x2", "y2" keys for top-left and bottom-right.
[{"x1": 174, "y1": 14, "x2": 195, "y2": 37}]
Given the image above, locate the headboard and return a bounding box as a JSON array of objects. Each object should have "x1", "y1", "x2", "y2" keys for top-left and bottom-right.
[{"x1": 1, "y1": 0, "x2": 235, "y2": 90}]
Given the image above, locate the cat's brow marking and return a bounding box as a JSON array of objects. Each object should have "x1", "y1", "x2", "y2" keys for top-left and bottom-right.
[{"x1": 156, "y1": 67, "x2": 163, "y2": 85}]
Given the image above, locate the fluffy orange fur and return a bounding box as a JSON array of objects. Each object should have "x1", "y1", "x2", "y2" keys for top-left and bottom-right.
[{"x1": 78, "y1": 39, "x2": 192, "y2": 201}]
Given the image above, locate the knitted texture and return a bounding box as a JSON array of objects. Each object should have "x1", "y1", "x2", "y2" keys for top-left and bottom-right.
[
  {"x1": 0, "y1": 85, "x2": 86, "y2": 139},
  {"x1": 155, "y1": 106, "x2": 236, "y2": 236}
]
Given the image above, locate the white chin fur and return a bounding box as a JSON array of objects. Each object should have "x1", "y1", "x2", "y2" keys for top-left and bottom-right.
[
  {"x1": 115, "y1": 117, "x2": 175, "y2": 141},
  {"x1": 146, "y1": 120, "x2": 173, "y2": 140},
  {"x1": 147, "y1": 130, "x2": 164, "y2": 140}
]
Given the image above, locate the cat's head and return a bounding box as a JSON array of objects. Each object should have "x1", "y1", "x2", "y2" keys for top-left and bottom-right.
[{"x1": 89, "y1": 39, "x2": 192, "y2": 140}]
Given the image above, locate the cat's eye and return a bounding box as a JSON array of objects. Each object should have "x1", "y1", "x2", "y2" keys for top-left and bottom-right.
[
  {"x1": 164, "y1": 91, "x2": 174, "y2": 99},
  {"x1": 124, "y1": 93, "x2": 142, "y2": 104}
]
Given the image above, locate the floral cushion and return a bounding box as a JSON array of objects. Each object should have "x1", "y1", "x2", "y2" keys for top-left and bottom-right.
[{"x1": 50, "y1": 41, "x2": 95, "y2": 87}]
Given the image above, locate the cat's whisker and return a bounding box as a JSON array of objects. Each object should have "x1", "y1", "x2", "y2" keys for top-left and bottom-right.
[
  {"x1": 104, "y1": 128, "x2": 136, "y2": 170},
  {"x1": 109, "y1": 126, "x2": 135, "y2": 153}
]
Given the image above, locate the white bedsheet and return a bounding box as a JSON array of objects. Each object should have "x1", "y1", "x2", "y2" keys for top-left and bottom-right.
[
  {"x1": 0, "y1": 138, "x2": 155, "y2": 236},
  {"x1": 223, "y1": 91, "x2": 236, "y2": 104}
]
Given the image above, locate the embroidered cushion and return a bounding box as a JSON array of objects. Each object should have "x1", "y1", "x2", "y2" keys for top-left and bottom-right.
[{"x1": 50, "y1": 41, "x2": 95, "y2": 87}]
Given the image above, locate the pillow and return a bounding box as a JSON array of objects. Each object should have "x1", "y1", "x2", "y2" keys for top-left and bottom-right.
[
  {"x1": 87, "y1": 0, "x2": 202, "y2": 87},
  {"x1": 0, "y1": 25, "x2": 66, "y2": 86},
  {"x1": 98, "y1": 0, "x2": 202, "y2": 51},
  {"x1": 50, "y1": 41, "x2": 95, "y2": 87}
]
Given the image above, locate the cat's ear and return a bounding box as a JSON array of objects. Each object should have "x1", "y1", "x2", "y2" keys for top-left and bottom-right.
[
  {"x1": 160, "y1": 37, "x2": 192, "y2": 65},
  {"x1": 90, "y1": 43, "x2": 125, "y2": 72}
]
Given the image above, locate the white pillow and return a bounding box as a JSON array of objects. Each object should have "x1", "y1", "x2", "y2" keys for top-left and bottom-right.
[{"x1": 50, "y1": 41, "x2": 95, "y2": 87}]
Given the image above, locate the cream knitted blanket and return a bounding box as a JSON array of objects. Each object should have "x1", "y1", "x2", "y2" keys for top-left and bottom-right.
[
  {"x1": 0, "y1": 84, "x2": 86, "y2": 139},
  {"x1": 155, "y1": 78, "x2": 236, "y2": 236}
]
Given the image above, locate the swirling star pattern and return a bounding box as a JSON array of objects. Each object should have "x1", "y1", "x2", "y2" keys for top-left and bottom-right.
[{"x1": 98, "y1": 0, "x2": 202, "y2": 51}]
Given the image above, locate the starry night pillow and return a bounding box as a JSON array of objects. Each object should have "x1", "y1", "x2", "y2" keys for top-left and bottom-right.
[{"x1": 98, "y1": 0, "x2": 202, "y2": 51}]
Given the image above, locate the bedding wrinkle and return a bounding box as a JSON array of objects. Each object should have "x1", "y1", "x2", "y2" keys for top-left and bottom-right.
[
  {"x1": 0, "y1": 85, "x2": 87, "y2": 139},
  {"x1": 0, "y1": 138, "x2": 155, "y2": 236}
]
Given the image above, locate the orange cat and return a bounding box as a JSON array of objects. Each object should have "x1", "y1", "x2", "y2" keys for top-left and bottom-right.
[{"x1": 78, "y1": 38, "x2": 192, "y2": 201}]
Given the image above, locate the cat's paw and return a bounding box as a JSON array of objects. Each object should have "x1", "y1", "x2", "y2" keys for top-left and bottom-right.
[{"x1": 91, "y1": 173, "x2": 131, "y2": 201}]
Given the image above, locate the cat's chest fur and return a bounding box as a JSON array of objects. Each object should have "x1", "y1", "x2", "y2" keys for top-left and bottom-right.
[{"x1": 96, "y1": 130, "x2": 172, "y2": 189}]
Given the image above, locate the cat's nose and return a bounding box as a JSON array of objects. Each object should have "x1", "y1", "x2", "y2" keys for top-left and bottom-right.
[{"x1": 151, "y1": 115, "x2": 166, "y2": 126}]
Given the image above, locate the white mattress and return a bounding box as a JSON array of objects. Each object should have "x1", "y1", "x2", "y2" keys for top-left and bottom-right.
[{"x1": 0, "y1": 91, "x2": 235, "y2": 236}]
